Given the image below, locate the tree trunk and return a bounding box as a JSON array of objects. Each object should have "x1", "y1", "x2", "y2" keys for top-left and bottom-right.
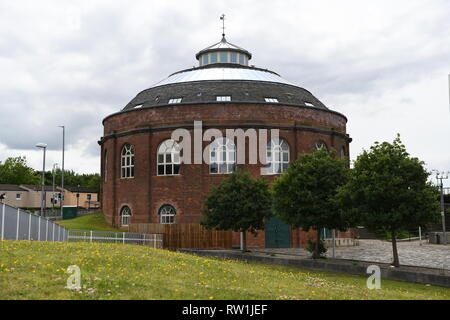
[
  {"x1": 391, "y1": 230, "x2": 400, "y2": 267},
  {"x1": 241, "y1": 230, "x2": 247, "y2": 253},
  {"x1": 313, "y1": 228, "x2": 321, "y2": 259}
]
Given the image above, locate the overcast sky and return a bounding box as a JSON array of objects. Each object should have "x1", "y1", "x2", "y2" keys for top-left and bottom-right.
[{"x1": 1, "y1": 0, "x2": 450, "y2": 185}]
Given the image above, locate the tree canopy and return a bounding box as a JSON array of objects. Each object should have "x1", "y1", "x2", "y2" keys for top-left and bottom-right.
[
  {"x1": 336, "y1": 135, "x2": 440, "y2": 267},
  {"x1": 272, "y1": 149, "x2": 351, "y2": 258},
  {"x1": 0, "y1": 156, "x2": 100, "y2": 191},
  {"x1": 201, "y1": 171, "x2": 272, "y2": 251},
  {"x1": 0, "y1": 157, "x2": 40, "y2": 185}
]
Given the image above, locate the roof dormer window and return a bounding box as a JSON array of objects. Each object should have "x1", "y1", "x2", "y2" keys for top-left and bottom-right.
[
  {"x1": 216, "y1": 96, "x2": 231, "y2": 102},
  {"x1": 168, "y1": 98, "x2": 182, "y2": 104}
]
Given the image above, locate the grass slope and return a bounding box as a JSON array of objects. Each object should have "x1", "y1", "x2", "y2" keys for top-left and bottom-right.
[
  {"x1": 0, "y1": 241, "x2": 449, "y2": 300},
  {"x1": 55, "y1": 213, "x2": 122, "y2": 232}
]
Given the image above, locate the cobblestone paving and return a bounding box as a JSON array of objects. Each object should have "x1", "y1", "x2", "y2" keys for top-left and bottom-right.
[{"x1": 255, "y1": 240, "x2": 450, "y2": 270}]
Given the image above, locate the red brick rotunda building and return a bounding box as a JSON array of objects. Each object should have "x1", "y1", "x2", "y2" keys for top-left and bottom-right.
[{"x1": 100, "y1": 34, "x2": 352, "y2": 248}]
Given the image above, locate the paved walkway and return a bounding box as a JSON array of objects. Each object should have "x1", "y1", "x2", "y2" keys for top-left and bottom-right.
[{"x1": 253, "y1": 240, "x2": 450, "y2": 270}]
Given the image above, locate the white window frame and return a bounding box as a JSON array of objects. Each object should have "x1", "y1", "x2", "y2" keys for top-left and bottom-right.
[
  {"x1": 157, "y1": 139, "x2": 181, "y2": 176},
  {"x1": 120, "y1": 206, "x2": 132, "y2": 226},
  {"x1": 265, "y1": 97, "x2": 279, "y2": 103},
  {"x1": 266, "y1": 138, "x2": 290, "y2": 175},
  {"x1": 159, "y1": 205, "x2": 176, "y2": 224},
  {"x1": 209, "y1": 137, "x2": 236, "y2": 174},
  {"x1": 216, "y1": 96, "x2": 231, "y2": 102},
  {"x1": 121, "y1": 144, "x2": 135, "y2": 179},
  {"x1": 16, "y1": 193, "x2": 21, "y2": 200}
]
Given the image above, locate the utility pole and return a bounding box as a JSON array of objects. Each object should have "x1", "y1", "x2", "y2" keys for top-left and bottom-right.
[
  {"x1": 436, "y1": 171, "x2": 449, "y2": 245},
  {"x1": 59, "y1": 126, "x2": 65, "y2": 217},
  {"x1": 35, "y1": 143, "x2": 47, "y2": 217}
]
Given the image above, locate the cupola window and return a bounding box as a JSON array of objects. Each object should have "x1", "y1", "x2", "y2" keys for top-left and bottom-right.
[
  {"x1": 220, "y1": 51, "x2": 227, "y2": 63},
  {"x1": 239, "y1": 54, "x2": 245, "y2": 65},
  {"x1": 196, "y1": 36, "x2": 252, "y2": 67},
  {"x1": 210, "y1": 52, "x2": 218, "y2": 63}
]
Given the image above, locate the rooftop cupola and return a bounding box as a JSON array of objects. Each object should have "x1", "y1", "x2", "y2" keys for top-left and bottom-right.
[{"x1": 195, "y1": 15, "x2": 252, "y2": 67}]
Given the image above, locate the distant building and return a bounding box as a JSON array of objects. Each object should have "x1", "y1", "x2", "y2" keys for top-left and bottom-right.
[
  {"x1": 62, "y1": 186, "x2": 99, "y2": 209},
  {"x1": 0, "y1": 184, "x2": 30, "y2": 208},
  {"x1": 0, "y1": 184, "x2": 98, "y2": 209}
]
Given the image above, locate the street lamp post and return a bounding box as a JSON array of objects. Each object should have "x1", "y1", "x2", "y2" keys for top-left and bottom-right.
[
  {"x1": 35, "y1": 143, "x2": 47, "y2": 217},
  {"x1": 76, "y1": 184, "x2": 80, "y2": 209},
  {"x1": 59, "y1": 126, "x2": 65, "y2": 217},
  {"x1": 52, "y1": 163, "x2": 58, "y2": 215}
]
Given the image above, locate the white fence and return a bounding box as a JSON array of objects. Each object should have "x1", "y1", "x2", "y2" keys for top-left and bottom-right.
[
  {"x1": 67, "y1": 229, "x2": 164, "y2": 248},
  {"x1": 0, "y1": 202, "x2": 68, "y2": 242}
]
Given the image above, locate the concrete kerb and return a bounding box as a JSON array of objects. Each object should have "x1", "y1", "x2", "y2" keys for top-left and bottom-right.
[{"x1": 179, "y1": 249, "x2": 450, "y2": 288}]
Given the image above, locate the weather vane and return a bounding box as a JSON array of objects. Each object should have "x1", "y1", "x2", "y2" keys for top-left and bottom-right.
[{"x1": 220, "y1": 14, "x2": 226, "y2": 37}]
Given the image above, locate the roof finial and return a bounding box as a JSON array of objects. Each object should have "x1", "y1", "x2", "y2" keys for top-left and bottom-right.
[{"x1": 220, "y1": 14, "x2": 226, "y2": 39}]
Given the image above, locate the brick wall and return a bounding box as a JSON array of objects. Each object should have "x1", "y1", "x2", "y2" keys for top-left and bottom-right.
[{"x1": 100, "y1": 102, "x2": 351, "y2": 239}]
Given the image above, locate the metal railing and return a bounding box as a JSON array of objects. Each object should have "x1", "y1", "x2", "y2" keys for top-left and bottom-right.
[
  {"x1": 67, "y1": 229, "x2": 164, "y2": 248},
  {"x1": 0, "y1": 202, "x2": 68, "y2": 242}
]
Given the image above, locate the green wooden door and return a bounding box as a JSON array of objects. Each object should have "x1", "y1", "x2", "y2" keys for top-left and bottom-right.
[{"x1": 265, "y1": 217, "x2": 291, "y2": 248}]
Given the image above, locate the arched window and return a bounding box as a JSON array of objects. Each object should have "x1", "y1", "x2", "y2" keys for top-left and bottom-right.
[
  {"x1": 120, "y1": 205, "x2": 132, "y2": 226},
  {"x1": 121, "y1": 144, "x2": 135, "y2": 178},
  {"x1": 314, "y1": 141, "x2": 327, "y2": 151},
  {"x1": 157, "y1": 139, "x2": 181, "y2": 175},
  {"x1": 266, "y1": 138, "x2": 290, "y2": 174},
  {"x1": 159, "y1": 204, "x2": 176, "y2": 224},
  {"x1": 209, "y1": 137, "x2": 236, "y2": 174}
]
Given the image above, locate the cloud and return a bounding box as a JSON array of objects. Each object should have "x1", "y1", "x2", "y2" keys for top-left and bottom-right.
[{"x1": 0, "y1": 0, "x2": 449, "y2": 185}]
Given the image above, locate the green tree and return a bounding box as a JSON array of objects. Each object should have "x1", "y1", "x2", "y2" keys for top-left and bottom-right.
[
  {"x1": 86, "y1": 174, "x2": 100, "y2": 192},
  {"x1": 272, "y1": 149, "x2": 351, "y2": 259},
  {"x1": 336, "y1": 135, "x2": 440, "y2": 267},
  {"x1": 45, "y1": 170, "x2": 100, "y2": 191},
  {"x1": 0, "y1": 157, "x2": 40, "y2": 185},
  {"x1": 201, "y1": 171, "x2": 272, "y2": 252}
]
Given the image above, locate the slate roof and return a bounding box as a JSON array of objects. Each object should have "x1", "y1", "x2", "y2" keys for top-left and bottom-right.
[
  {"x1": 0, "y1": 184, "x2": 27, "y2": 191},
  {"x1": 123, "y1": 75, "x2": 327, "y2": 111},
  {"x1": 21, "y1": 185, "x2": 56, "y2": 192},
  {"x1": 63, "y1": 186, "x2": 98, "y2": 193},
  {"x1": 117, "y1": 39, "x2": 332, "y2": 114}
]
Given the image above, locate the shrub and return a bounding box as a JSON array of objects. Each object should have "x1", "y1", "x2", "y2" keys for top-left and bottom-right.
[{"x1": 305, "y1": 239, "x2": 327, "y2": 257}]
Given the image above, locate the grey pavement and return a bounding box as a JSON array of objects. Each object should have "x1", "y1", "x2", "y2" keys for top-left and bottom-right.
[{"x1": 253, "y1": 240, "x2": 450, "y2": 270}]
